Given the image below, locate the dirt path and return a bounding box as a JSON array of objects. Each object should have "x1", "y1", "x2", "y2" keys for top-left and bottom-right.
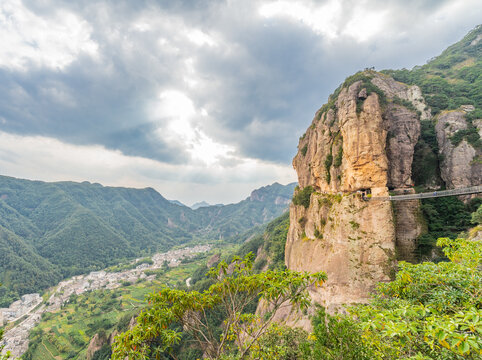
[{"x1": 41, "y1": 340, "x2": 58, "y2": 360}]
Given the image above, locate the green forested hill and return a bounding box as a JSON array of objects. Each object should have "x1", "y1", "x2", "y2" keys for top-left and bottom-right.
[
  {"x1": 0, "y1": 175, "x2": 295, "y2": 306},
  {"x1": 0, "y1": 226, "x2": 62, "y2": 306},
  {"x1": 195, "y1": 182, "x2": 294, "y2": 239},
  {"x1": 383, "y1": 24, "x2": 482, "y2": 117}
]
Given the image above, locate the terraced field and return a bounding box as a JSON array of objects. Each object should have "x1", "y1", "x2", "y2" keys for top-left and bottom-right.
[{"x1": 23, "y1": 260, "x2": 207, "y2": 360}]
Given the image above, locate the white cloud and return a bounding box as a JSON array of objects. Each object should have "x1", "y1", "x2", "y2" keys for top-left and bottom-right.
[
  {"x1": 259, "y1": 0, "x2": 342, "y2": 39},
  {"x1": 131, "y1": 22, "x2": 151, "y2": 33},
  {"x1": 342, "y1": 6, "x2": 387, "y2": 41},
  {"x1": 0, "y1": 0, "x2": 98, "y2": 71},
  {"x1": 0, "y1": 131, "x2": 296, "y2": 204},
  {"x1": 39, "y1": 82, "x2": 76, "y2": 107},
  {"x1": 154, "y1": 90, "x2": 236, "y2": 166},
  {"x1": 260, "y1": 0, "x2": 389, "y2": 42},
  {"x1": 186, "y1": 29, "x2": 217, "y2": 47}
]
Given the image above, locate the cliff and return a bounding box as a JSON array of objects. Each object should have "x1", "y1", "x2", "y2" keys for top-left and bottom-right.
[
  {"x1": 285, "y1": 29, "x2": 482, "y2": 310},
  {"x1": 286, "y1": 71, "x2": 429, "y2": 310},
  {"x1": 435, "y1": 109, "x2": 482, "y2": 189}
]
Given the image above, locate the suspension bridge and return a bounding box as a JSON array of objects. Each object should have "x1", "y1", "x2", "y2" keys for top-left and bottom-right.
[{"x1": 364, "y1": 185, "x2": 482, "y2": 201}]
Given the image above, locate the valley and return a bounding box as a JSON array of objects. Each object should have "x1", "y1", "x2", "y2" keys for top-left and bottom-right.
[
  {"x1": 0, "y1": 177, "x2": 295, "y2": 308},
  {"x1": 1, "y1": 245, "x2": 212, "y2": 358}
]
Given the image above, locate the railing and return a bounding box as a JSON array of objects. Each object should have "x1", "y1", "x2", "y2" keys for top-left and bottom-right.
[{"x1": 366, "y1": 185, "x2": 482, "y2": 201}]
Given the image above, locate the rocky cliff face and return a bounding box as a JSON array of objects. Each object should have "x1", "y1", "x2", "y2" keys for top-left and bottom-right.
[
  {"x1": 293, "y1": 80, "x2": 389, "y2": 193},
  {"x1": 372, "y1": 75, "x2": 422, "y2": 189},
  {"x1": 86, "y1": 331, "x2": 117, "y2": 360},
  {"x1": 286, "y1": 192, "x2": 395, "y2": 310},
  {"x1": 286, "y1": 71, "x2": 427, "y2": 310},
  {"x1": 435, "y1": 110, "x2": 482, "y2": 188}
]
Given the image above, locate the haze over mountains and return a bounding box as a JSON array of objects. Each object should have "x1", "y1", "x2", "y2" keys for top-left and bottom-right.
[
  {"x1": 191, "y1": 201, "x2": 217, "y2": 210},
  {"x1": 0, "y1": 175, "x2": 295, "y2": 306}
]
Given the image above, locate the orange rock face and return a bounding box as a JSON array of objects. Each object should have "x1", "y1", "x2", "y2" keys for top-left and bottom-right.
[{"x1": 285, "y1": 72, "x2": 426, "y2": 312}]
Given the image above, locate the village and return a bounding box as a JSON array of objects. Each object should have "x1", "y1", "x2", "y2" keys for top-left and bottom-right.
[{"x1": 0, "y1": 244, "x2": 211, "y2": 358}]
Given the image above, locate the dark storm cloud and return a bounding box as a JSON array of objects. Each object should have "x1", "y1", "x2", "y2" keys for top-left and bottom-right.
[{"x1": 0, "y1": 0, "x2": 481, "y2": 168}]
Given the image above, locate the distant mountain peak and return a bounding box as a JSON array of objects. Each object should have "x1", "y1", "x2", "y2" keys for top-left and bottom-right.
[
  {"x1": 191, "y1": 201, "x2": 211, "y2": 210},
  {"x1": 168, "y1": 199, "x2": 186, "y2": 207},
  {"x1": 249, "y1": 182, "x2": 297, "y2": 202}
]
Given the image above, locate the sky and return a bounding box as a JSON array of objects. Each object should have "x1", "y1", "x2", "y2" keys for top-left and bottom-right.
[{"x1": 0, "y1": 0, "x2": 480, "y2": 205}]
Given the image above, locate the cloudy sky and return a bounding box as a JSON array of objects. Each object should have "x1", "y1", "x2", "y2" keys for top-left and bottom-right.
[{"x1": 0, "y1": 0, "x2": 480, "y2": 205}]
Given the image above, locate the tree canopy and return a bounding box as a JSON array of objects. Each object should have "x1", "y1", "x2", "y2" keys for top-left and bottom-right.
[{"x1": 111, "y1": 253, "x2": 326, "y2": 359}]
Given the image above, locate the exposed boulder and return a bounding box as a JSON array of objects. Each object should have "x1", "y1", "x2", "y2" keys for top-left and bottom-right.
[
  {"x1": 86, "y1": 333, "x2": 106, "y2": 360},
  {"x1": 357, "y1": 87, "x2": 367, "y2": 99},
  {"x1": 385, "y1": 103, "x2": 420, "y2": 188},
  {"x1": 293, "y1": 80, "x2": 389, "y2": 193},
  {"x1": 371, "y1": 74, "x2": 431, "y2": 120},
  {"x1": 206, "y1": 253, "x2": 220, "y2": 268}
]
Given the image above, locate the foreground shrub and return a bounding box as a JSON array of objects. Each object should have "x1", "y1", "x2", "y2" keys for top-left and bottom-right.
[
  {"x1": 352, "y1": 237, "x2": 482, "y2": 359},
  {"x1": 112, "y1": 253, "x2": 326, "y2": 359}
]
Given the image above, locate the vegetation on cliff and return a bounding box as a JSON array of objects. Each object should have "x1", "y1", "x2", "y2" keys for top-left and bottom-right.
[
  {"x1": 292, "y1": 186, "x2": 314, "y2": 209},
  {"x1": 416, "y1": 197, "x2": 481, "y2": 258},
  {"x1": 411, "y1": 119, "x2": 442, "y2": 187}
]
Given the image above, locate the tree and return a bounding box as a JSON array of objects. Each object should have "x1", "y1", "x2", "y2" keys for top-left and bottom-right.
[
  {"x1": 471, "y1": 204, "x2": 482, "y2": 225},
  {"x1": 111, "y1": 253, "x2": 326, "y2": 359},
  {"x1": 352, "y1": 237, "x2": 482, "y2": 359},
  {"x1": 310, "y1": 307, "x2": 375, "y2": 360}
]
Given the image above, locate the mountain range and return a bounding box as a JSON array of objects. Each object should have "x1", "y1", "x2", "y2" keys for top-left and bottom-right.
[{"x1": 0, "y1": 175, "x2": 295, "y2": 306}]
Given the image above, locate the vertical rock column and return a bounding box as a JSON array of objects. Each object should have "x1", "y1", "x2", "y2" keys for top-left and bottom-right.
[
  {"x1": 287, "y1": 77, "x2": 397, "y2": 311},
  {"x1": 384, "y1": 99, "x2": 423, "y2": 262},
  {"x1": 435, "y1": 110, "x2": 482, "y2": 189}
]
